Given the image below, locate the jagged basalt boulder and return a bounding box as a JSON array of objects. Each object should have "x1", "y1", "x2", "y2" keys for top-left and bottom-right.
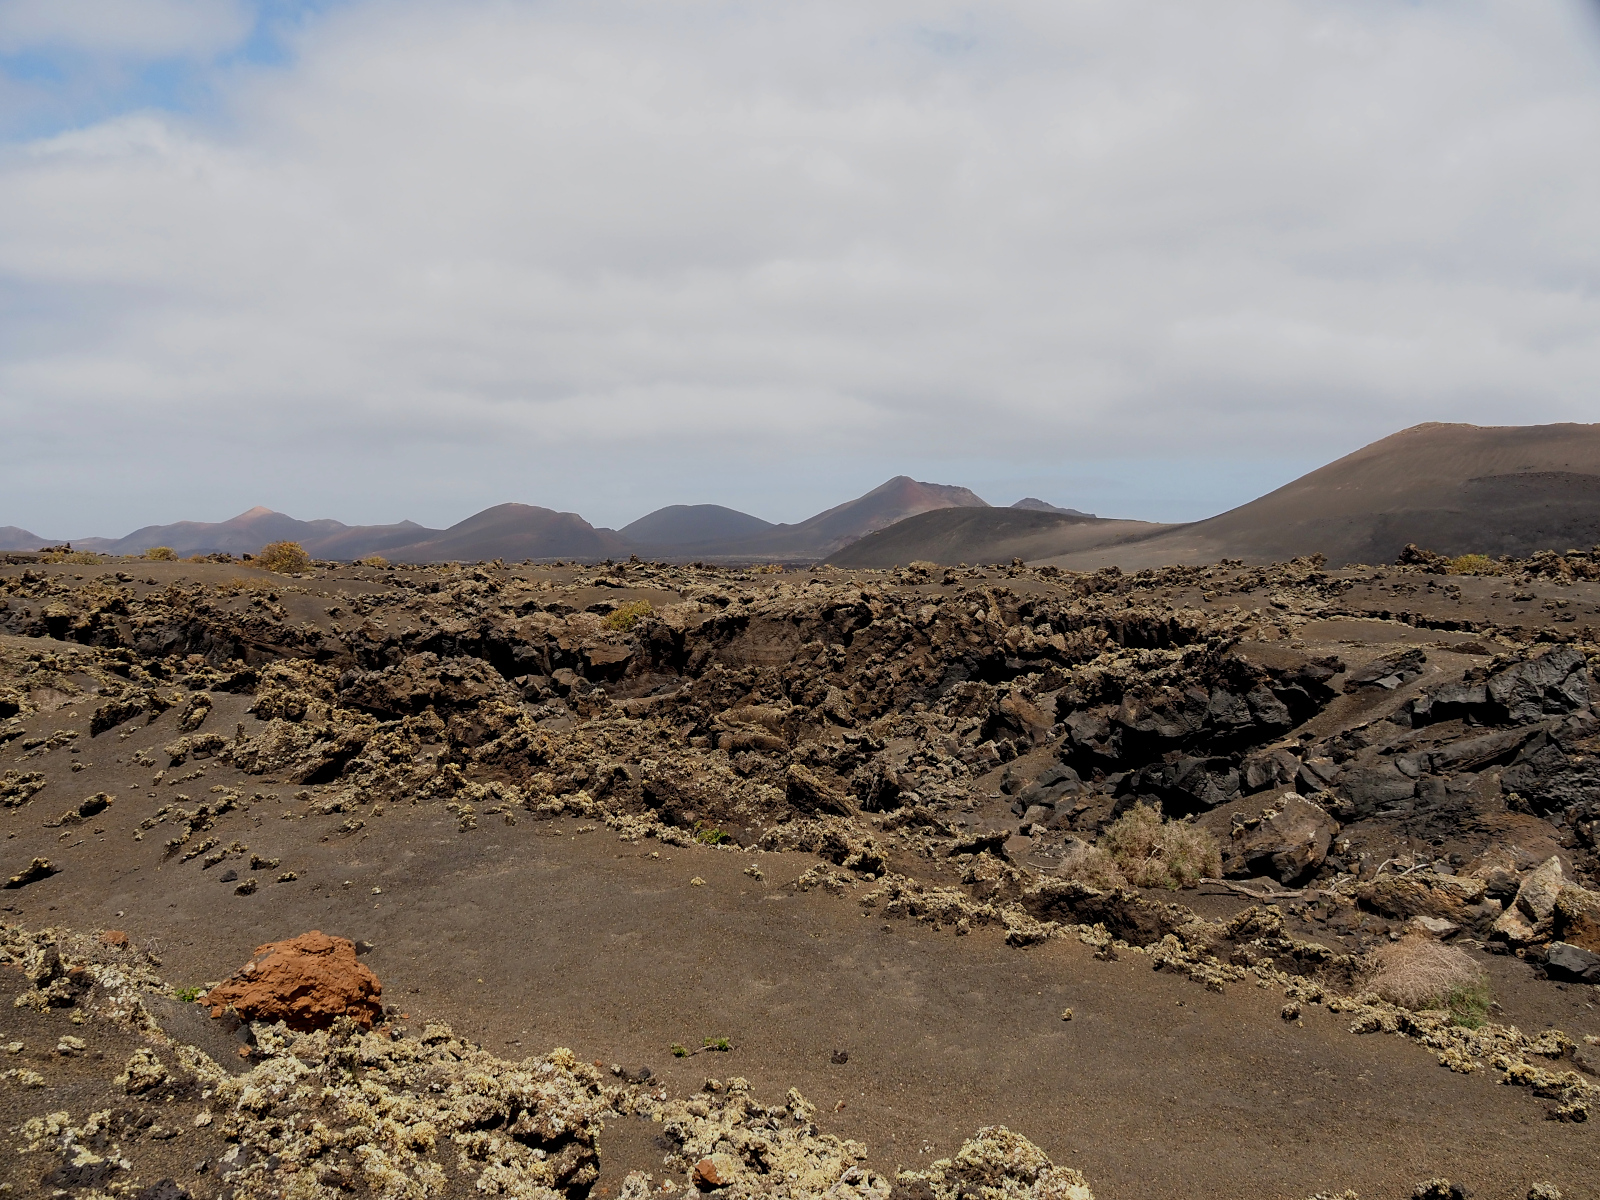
[
  {"x1": 1356, "y1": 873, "x2": 1486, "y2": 924},
  {"x1": 1553, "y1": 886, "x2": 1600, "y2": 952},
  {"x1": 1408, "y1": 647, "x2": 1591, "y2": 727},
  {"x1": 1344, "y1": 647, "x2": 1427, "y2": 692},
  {"x1": 339, "y1": 652, "x2": 520, "y2": 718},
  {"x1": 204, "y1": 930, "x2": 383, "y2": 1031},
  {"x1": 1491, "y1": 856, "x2": 1568, "y2": 945},
  {"x1": 1544, "y1": 942, "x2": 1600, "y2": 983},
  {"x1": 785, "y1": 763, "x2": 850, "y2": 816},
  {"x1": 1223, "y1": 795, "x2": 1338, "y2": 884}
]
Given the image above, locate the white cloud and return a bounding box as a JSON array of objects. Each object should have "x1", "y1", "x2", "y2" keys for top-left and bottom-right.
[
  {"x1": 2, "y1": 0, "x2": 1599, "y2": 533},
  {"x1": 0, "y1": 0, "x2": 252, "y2": 58}
]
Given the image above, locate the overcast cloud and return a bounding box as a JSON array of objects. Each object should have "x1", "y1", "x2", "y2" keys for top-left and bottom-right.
[{"x1": 2, "y1": 0, "x2": 1599, "y2": 536}]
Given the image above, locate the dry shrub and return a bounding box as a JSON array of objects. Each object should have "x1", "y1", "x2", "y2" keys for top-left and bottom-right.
[
  {"x1": 1056, "y1": 843, "x2": 1128, "y2": 891},
  {"x1": 1099, "y1": 802, "x2": 1221, "y2": 890},
  {"x1": 257, "y1": 541, "x2": 312, "y2": 574},
  {"x1": 356, "y1": 555, "x2": 389, "y2": 569},
  {"x1": 1365, "y1": 936, "x2": 1490, "y2": 1020},
  {"x1": 1448, "y1": 553, "x2": 1500, "y2": 576},
  {"x1": 144, "y1": 546, "x2": 177, "y2": 561},
  {"x1": 41, "y1": 549, "x2": 100, "y2": 565},
  {"x1": 602, "y1": 599, "x2": 652, "y2": 632}
]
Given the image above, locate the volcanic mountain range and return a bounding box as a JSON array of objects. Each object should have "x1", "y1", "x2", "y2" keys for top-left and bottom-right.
[
  {"x1": 0, "y1": 477, "x2": 1025, "y2": 564},
  {"x1": 6, "y1": 422, "x2": 1600, "y2": 566}
]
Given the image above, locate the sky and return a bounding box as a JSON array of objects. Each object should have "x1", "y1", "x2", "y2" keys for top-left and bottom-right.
[{"x1": 3, "y1": 0, "x2": 1599, "y2": 538}]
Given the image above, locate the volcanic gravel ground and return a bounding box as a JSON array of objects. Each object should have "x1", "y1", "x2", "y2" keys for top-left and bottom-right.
[{"x1": 2, "y1": 550, "x2": 1600, "y2": 1198}]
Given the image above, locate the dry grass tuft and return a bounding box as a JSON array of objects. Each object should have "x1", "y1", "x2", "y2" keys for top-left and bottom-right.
[
  {"x1": 1098, "y1": 802, "x2": 1221, "y2": 890},
  {"x1": 144, "y1": 546, "x2": 177, "y2": 561},
  {"x1": 257, "y1": 541, "x2": 312, "y2": 574},
  {"x1": 355, "y1": 555, "x2": 389, "y2": 569},
  {"x1": 1365, "y1": 936, "x2": 1490, "y2": 1022}
]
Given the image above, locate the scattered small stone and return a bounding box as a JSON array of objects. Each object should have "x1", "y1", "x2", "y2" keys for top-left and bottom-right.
[
  {"x1": 4, "y1": 857, "x2": 59, "y2": 889},
  {"x1": 219, "y1": 869, "x2": 238, "y2": 883},
  {"x1": 831, "y1": 1049, "x2": 849, "y2": 1064}
]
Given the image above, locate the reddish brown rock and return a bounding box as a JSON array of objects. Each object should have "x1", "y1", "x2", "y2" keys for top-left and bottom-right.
[
  {"x1": 204, "y1": 931, "x2": 383, "y2": 1031},
  {"x1": 692, "y1": 1154, "x2": 740, "y2": 1190}
]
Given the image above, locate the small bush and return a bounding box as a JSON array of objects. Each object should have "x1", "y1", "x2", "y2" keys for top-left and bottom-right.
[
  {"x1": 603, "y1": 599, "x2": 652, "y2": 632},
  {"x1": 41, "y1": 549, "x2": 100, "y2": 565},
  {"x1": 356, "y1": 555, "x2": 389, "y2": 569},
  {"x1": 257, "y1": 541, "x2": 312, "y2": 574},
  {"x1": 1099, "y1": 802, "x2": 1221, "y2": 890},
  {"x1": 1443, "y1": 982, "x2": 1493, "y2": 1029},
  {"x1": 1448, "y1": 554, "x2": 1500, "y2": 576},
  {"x1": 145, "y1": 546, "x2": 177, "y2": 561},
  {"x1": 174, "y1": 985, "x2": 203, "y2": 1003},
  {"x1": 1056, "y1": 843, "x2": 1129, "y2": 891},
  {"x1": 1365, "y1": 936, "x2": 1489, "y2": 1016}
]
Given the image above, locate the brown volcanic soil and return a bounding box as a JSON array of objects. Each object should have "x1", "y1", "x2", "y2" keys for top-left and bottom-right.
[
  {"x1": 1, "y1": 550, "x2": 1599, "y2": 1198},
  {"x1": 4, "y1": 796, "x2": 1597, "y2": 1200}
]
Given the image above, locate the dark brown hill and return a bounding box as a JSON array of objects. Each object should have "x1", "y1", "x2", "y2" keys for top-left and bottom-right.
[
  {"x1": 826, "y1": 507, "x2": 1170, "y2": 568},
  {"x1": 297, "y1": 520, "x2": 440, "y2": 560},
  {"x1": 72, "y1": 507, "x2": 436, "y2": 560},
  {"x1": 717, "y1": 476, "x2": 989, "y2": 559},
  {"x1": 620, "y1": 504, "x2": 774, "y2": 552},
  {"x1": 1038, "y1": 421, "x2": 1600, "y2": 571},
  {"x1": 1011, "y1": 497, "x2": 1094, "y2": 517},
  {"x1": 379, "y1": 503, "x2": 631, "y2": 563},
  {"x1": 0, "y1": 526, "x2": 53, "y2": 552}
]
